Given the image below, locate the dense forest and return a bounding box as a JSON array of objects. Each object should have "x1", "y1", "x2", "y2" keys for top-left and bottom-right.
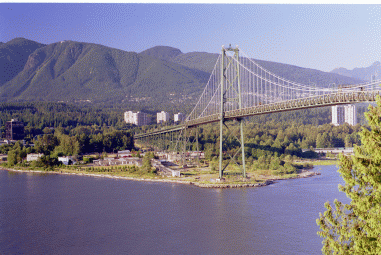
[
  {"x1": 144, "y1": 120, "x2": 362, "y2": 162},
  {"x1": 0, "y1": 101, "x2": 369, "y2": 170},
  {"x1": 0, "y1": 102, "x2": 129, "y2": 131},
  {"x1": 196, "y1": 121, "x2": 361, "y2": 160}
]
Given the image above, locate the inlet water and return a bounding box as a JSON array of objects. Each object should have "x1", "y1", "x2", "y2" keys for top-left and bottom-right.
[{"x1": 0, "y1": 165, "x2": 348, "y2": 254}]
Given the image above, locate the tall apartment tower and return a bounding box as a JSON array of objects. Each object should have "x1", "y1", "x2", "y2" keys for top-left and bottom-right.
[
  {"x1": 174, "y1": 112, "x2": 186, "y2": 123},
  {"x1": 332, "y1": 106, "x2": 345, "y2": 126},
  {"x1": 332, "y1": 104, "x2": 357, "y2": 126},
  {"x1": 344, "y1": 104, "x2": 357, "y2": 126},
  {"x1": 157, "y1": 111, "x2": 170, "y2": 124},
  {"x1": 124, "y1": 111, "x2": 150, "y2": 126},
  {"x1": 5, "y1": 119, "x2": 24, "y2": 140}
]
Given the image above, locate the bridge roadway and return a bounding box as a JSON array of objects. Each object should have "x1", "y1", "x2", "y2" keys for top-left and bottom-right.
[{"x1": 134, "y1": 90, "x2": 381, "y2": 139}]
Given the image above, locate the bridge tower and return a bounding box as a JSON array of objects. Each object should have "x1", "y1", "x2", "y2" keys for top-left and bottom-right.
[{"x1": 218, "y1": 45, "x2": 246, "y2": 179}]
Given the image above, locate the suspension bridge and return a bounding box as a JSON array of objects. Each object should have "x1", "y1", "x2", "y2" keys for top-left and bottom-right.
[{"x1": 135, "y1": 45, "x2": 381, "y2": 179}]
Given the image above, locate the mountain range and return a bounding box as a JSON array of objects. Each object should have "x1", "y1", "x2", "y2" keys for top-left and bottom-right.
[
  {"x1": 331, "y1": 61, "x2": 381, "y2": 81},
  {"x1": 0, "y1": 37, "x2": 366, "y2": 113}
]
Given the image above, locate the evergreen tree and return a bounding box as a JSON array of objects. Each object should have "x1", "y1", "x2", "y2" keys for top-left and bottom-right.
[
  {"x1": 142, "y1": 152, "x2": 154, "y2": 173},
  {"x1": 7, "y1": 149, "x2": 18, "y2": 167},
  {"x1": 316, "y1": 97, "x2": 381, "y2": 254}
]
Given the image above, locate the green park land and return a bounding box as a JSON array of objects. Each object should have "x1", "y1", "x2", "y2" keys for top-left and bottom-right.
[{"x1": 0, "y1": 102, "x2": 354, "y2": 187}]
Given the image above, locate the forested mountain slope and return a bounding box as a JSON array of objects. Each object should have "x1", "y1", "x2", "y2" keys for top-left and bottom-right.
[
  {"x1": 0, "y1": 38, "x2": 45, "y2": 85},
  {"x1": 0, "y1": 39, "x2": 209, "y2": 110},
  {"x1": 0, "y1": 38, "x2": 365, "y2": 114}
]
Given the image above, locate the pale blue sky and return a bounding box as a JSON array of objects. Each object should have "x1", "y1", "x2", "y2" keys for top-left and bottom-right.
[{"x1": 1, "y1": 4, "x2": 381, "y2": 72}]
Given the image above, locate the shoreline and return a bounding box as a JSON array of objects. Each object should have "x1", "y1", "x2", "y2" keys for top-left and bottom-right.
[{"x1": 0, "y1": 167, "x2": 321, "y2": 188}]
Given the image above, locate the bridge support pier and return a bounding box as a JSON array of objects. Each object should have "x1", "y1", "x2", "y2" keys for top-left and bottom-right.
[{"x1": 239, "y1": 119, "x2": 246, "y2": 178}]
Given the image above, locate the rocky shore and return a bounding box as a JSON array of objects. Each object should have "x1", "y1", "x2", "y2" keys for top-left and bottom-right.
[
  {"x1": 193, "y1": 180, "x2": 274, "y2": 188},
  {"x1": 0, "y1": 168, "x2": 320, "y2": 189}
]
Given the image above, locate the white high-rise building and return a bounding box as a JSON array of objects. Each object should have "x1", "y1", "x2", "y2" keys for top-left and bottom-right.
[
  {"x1": 157, "y1": 111, "x2": 170, "y2": 124},
  {"x1": 332, "y1": 106, "x2": 345, "y2": 126},
  {"x1": 124, "y1": 111, "x2": 150, "y2": 126},
  {"x1": 174, "y1": 112, "x2": 186, "y2": 123},
  {"x1": 332, "y1": 104, "x2": 357, "y2": 126},
  {"x1": 344, "y1": 104, "x2": 357, "y2": 126}
]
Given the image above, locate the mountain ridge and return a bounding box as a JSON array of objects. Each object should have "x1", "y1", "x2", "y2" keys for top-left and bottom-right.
[
  {"x1": 139, "y1": 46, "x2": 183, "y2": 62},
  {"x1": 0, "y1": 37, "x2": 366, "y2": 112},
  {"x1": 331, "y1": 61, "x2": 381, "y2": 81},
  {"x1": 0, "y1": 37, "x2": 45, "y2": 86}
]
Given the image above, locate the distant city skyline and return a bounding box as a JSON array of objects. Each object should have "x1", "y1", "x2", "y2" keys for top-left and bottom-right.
[{"x1": 1, "y1": 3, "x2": 381, "y2": 72}]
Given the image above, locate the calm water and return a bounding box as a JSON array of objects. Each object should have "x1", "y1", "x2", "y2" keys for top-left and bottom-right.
[{"x1": 0, "y1": 165, "x2": 348, "y2": 254}]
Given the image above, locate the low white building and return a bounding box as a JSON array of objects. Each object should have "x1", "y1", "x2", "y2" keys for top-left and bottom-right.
[
  {"x1": 58, "y1": 156, "x2": 76, "y2": 165},
  {"x1": 93, "y1": 157, "x2": 142, "y2": 167},
  {"x1": 152, "y1": 159, "x2": 180, "y2": 177},
  {"x1": 27, "y1": 153, "x2": 43, "y2": 162},
  {"x1": 118, "y1": 150, "x2": 131, "y2": 157}
]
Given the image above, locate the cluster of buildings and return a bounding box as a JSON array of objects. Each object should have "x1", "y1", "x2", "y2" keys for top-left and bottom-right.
[
  {"x1": 26, "y1": 154, "x2": 77, "y2": 165},
  {"x1": 124, "y1": 111, "x2": 186, "y2": 126},
  {"x1": 331, "y1": 104, "x2": 357, "y2": 126}
]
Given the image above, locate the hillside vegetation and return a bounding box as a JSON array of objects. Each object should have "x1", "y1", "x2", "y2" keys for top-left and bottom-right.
[
  {"x1": 0, "y1": 37, "x2": 366, "y2": 113},
  {"x1": 0, "y1": 38, "x2": 45, "y2": 85},
  {"x1": 0, "y1": 39, "x2": 209, "y2": 110}
]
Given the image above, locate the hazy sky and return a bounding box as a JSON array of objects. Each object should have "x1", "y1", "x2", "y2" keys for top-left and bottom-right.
[{"x1": 1, "y1": 3, "x2": 381, "y2": 72}]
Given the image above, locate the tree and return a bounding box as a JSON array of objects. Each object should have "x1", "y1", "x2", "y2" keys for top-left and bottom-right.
[
  {"x1": 142, "y1": 152, "x2": 154, "y2": 173},
  {"x1": 34, "y1": 134, "x2": 59, "y2": 155},
  {"x1": 7, "y1": 149, "x2": 18, "y2": 167},
  {"x1": 316, "y1": 132, "x2": 331, "y2": 148},
  {"x1": 316, "y1": 97, "x2": 381, "y2": 254}
]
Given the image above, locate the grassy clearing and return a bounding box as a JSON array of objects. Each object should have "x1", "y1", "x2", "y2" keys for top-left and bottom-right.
[
  {"x1": 2, "y1": 165, "x2": 161, "y2": 180},
  {"x1": 2, "y1": 159, "x2": 317, "y2": 187}
]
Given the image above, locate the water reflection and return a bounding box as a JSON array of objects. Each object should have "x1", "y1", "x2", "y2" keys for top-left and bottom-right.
[{"x1": 0, "y1": 166, "x2": 347, "y2": 255}]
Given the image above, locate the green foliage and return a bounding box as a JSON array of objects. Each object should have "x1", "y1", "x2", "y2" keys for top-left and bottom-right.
[
  {"x1": 316, "y1": 133, "x2": 332, "y2": 148},
  {"x1": 31, "y1": 155, "x2": 60, "y2": 170},
  {"x1": 53, "y1": 131, "x2": 80, "y2": 156},
  {"x1": 209, "y1": 157, "x2": 218, "y2": 172},
  {"x1": 3, "y1": 127, "x2": 133, "y2": 170},
  {"x1": 0, "y1": 101, "x2": 133, "y2": 134},
  {"x1": 325, "y1": 151, "x2": 336, "y2": 159},
  {"x1": 141, "y1": 152, "x2": 156, "y2": 173},
  {"x1": 6, "y1": 141, "x2": 28, "y2": 167},
  {"x1": 83, "y1": 157, "x2": 94, "y2": 164},
  {"x1": 177, "y1": 120, "x2": 362, "y2": 163},
  {"x1": 7, "y1": 149, "x2": 18, "y2": 167},
  {"x1": 316, "y1": 96, "x2": 381, "y2": 254},
  {"x1": 34, "y1": 134, "x2": 59, "y2": 155},
  {"x1": 301, "y1": 150, "x2": 319, "y2": 159},
  {"x1": 0, "y1": 143, "x2": 14, "y2": 154}
]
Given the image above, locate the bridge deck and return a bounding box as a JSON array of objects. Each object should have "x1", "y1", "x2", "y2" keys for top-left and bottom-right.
[{"x1": 135, "y1": 90, "x2": 381, "y2": 139}]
